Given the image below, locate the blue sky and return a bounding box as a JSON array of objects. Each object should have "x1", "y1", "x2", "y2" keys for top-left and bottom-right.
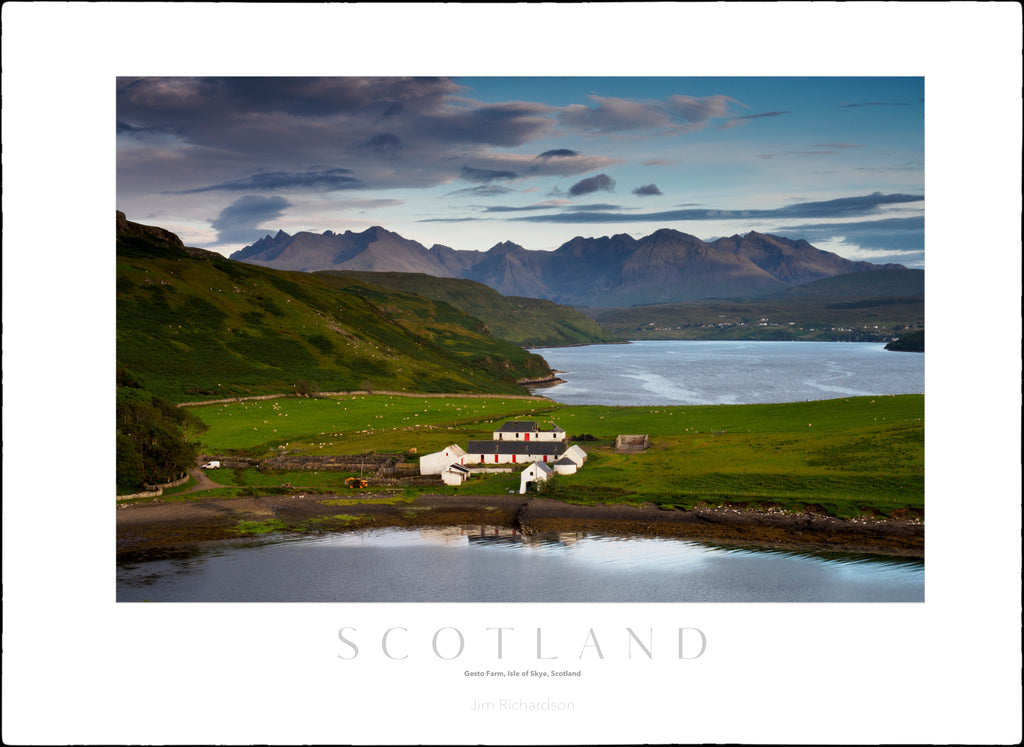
[{"x1": 117, "y1": 76, "x2": 924, "y2": 266}]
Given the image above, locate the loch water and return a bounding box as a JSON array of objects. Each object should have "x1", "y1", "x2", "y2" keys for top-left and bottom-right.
[
  {"x1": 529, "y1": 340, "x2": 924, "y2": 406},
  {"x1": 117, "y1": 526, "x2": 924, "y2": 603}
]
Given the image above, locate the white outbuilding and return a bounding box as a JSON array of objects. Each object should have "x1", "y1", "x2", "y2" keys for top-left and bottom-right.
[
  {"x1": 519, "y1": 461, "x2": 553, "y2": 494},
  {"x1": 561, "y1": 444, "x2": 588, "y2": 467},
  {"x1": 419, "y1": 444, "x2": 467, "y2": 475},
  {"x1": 441, "y1": 463, "x2": 471, "y2": 486}
]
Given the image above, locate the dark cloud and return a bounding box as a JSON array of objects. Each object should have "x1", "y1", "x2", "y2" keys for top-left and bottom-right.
[
  {"x1": 719, "y1": 111, "x2": 790, "y2": 129},
  {"x1": 459, "y1": 166, "x2": 518, "y2": 183},
  {"x1": 447, "y1": 185, "x2": 513, "y2": 198},
  {"x1": 563, "y1": 203, "x2": 627, "y2": 212},
  {"x1": 771, "y1": 192, "x2": 923, "y2": 218},
  {"x1": 482, "y1": 204, "x2": 558, "y2": 213},
  {"x1": 769, "y1": 216, "x2": 924, "y2": 253},
  {"x1": 357, "y1": 133, "x2": 401, "y2": 157},
  {"x1": 536, "y1": 149, "x2": 579, "y2": 159},
  {"x1": 632, "y1": 184, "x2": 663, "y2": 196},
  {"x1": 168, "y1": 168, "x2": 361, "y2": 194},
  {"x1": 509, "y1": 192, "x2": 923, "y2": 223},
  {"x1": 117, "y1": 77, "x2": 554, "y2": 194},
  {"x1": 210, "y1": 195, "x2": 291, "y2": 244},
  {"x1": 569, "y1": 173, "x2": 615, "y2": 196}
]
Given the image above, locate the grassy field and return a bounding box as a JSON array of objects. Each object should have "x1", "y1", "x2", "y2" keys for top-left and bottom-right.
[{"x1": 187, "y1": 393, "x2": 924, "y2": 519}]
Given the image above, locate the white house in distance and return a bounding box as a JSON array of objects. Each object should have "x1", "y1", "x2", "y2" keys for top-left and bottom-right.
[
  {"x1": 465, "y1": 439, "x2": 567, "y2": 465},
  {"x1": 493, "y1": 421, "x2": 565, "y2": 442}
]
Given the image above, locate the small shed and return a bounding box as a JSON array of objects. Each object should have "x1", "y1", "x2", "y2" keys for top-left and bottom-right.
[
  {"x1": 551, "y1": 456, "x2": 579, "y2": 476},
  {"x1": 441, "y1": 463, "x2": 471, "y2": 486},
  {"x1": 614, "y1": 434, "x2": 649, "y2": 452},
  {"x1": 561, "y1": 444, "x2": 588, "y2": 466},
  {"x1": 519, "y1": 461, "x2": 553, "y2": 494}
]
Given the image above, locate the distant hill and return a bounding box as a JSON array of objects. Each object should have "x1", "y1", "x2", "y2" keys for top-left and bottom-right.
[
  {"x1": 117, "y1": 212, "x2": 554, "y2": 402},
  {"x1": 774, "y1": 268, "x2": 924, "y2": 299},
  {"x1": 322, "y1": 270, "x2": 620, "y2": 348},
  {"x1": 231, "y1": 226, "x2": 906, "y2": 306}
]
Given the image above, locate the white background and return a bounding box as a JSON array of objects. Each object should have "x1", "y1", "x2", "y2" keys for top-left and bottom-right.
[{"x1": 3, "y1": 3, "x2": 1021, "y2": 744}]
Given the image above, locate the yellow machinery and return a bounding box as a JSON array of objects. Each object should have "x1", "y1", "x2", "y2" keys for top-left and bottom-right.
[{"x1": 345, "y1": 477, "x2": 368, "y2": 489}]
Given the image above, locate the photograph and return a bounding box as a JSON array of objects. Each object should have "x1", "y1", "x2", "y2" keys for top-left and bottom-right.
[
  {"x1": 114, "y1": 73, "x2": 927, "y2": 603},
  {"x1": 4, "y1": 3, "x2": 1020, "y2": 745}
]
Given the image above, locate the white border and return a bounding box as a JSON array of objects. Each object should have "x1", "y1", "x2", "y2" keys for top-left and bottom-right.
[{"x1": 3, "y1": 3, "x2": 1021, "y2": 745}]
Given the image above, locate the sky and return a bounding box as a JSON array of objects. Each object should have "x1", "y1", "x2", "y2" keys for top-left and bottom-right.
[{"x1": 116, "y1": 76, "x2": 924, "y2": 266}]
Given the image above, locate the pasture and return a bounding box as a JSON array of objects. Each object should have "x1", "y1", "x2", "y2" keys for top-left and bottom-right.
[{"x1": 187, "y1": 393, "x2": 924, "y2": 518}]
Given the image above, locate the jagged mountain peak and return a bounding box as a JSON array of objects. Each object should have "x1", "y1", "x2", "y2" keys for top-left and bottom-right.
[{"x1": 228, "y1": 220, "x2": 905, "y2": 305}]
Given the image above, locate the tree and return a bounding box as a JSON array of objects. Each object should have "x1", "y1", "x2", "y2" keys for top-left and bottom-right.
[{"x1": 116, "y1": 370, "x2": 208, "y2": 494}]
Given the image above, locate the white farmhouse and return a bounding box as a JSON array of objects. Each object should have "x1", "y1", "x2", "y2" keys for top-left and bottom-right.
[
  {"x1": 466, "y1": 439, "x2": 566, "y2": 466},
  {"x1": 419, "y1": 444, "x2": 467, "y2": 475},
  {"x1": 519, "y1": 461, "x2": 553, "y2": 494},
  {"x1": 492, "y1": 421, "x2": 566, "y2": 442}
]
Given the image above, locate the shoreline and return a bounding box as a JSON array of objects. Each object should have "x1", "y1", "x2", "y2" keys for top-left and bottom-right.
[{"x1": 117, "y1": 492, "x2": 923, "y2": 562}]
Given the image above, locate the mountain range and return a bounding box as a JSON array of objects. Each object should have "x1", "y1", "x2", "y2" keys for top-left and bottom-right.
[{"x1": 232, "y1": 226, "x2": 907, "y2": 306}]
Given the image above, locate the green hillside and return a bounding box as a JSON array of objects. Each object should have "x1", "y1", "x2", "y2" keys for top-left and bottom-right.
[
  {"x1": 117, "y1": 215, "x2": 554, "y2": 403},
  {"x1": 321, "y1": 270, "x2": 620, "y2": 347}
]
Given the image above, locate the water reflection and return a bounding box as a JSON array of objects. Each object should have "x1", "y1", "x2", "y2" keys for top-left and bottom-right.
[{"x1": 117, "y1": 525, "x2": 923, "y2": 603}]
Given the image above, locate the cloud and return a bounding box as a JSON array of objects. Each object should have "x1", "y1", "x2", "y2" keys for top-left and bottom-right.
[
  {"x1": 642, "y1": 158, "x2": 673, "y2": 166},
  {"x1": 632, "y1": 184, "x2": 663, "y2": 196},
  {"x1": 117, "y1": 77, "x2": 558, "y2": 194},
  {"x1": 719, "y1": 111, "x2": 790, "y2": 129},
  {"x1": 769, "y1": 216, "x2": 924, "y2": 253},
  {"x1": 559, "y1": 93, "x2": 739, "y2": 134},
  {"x1": 357, "y1": 133, "x2": 401, "y2": 157},
  {"x1": 481, "y1": 201, "x2": 570, "y2": 213},
  {"x1": 168, "y1": 168, "x2": 361, "y2": 194},
  {"x1": 459, "y1": 166, "x2": 519, "y2": 183},
  {"x1": 568, "y1": 173, "x2": 616, "y2": 196},
  {"x1": 210, "y1": 195, "x2": 292, "y2": 244},
  {"x1": 535, "y1": 149, "x2": 579, "y2": 159},
  {"x1": 509, "y1": 192, "x2": 923, "y2": 223},
  {"x1": 447, "y1": 185, "x2": 514, "y2": 198}
]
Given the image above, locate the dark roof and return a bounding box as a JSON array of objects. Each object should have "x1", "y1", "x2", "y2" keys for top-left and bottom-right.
[
  {"x1": 445, "y1": 464, "x2": 471, "y2": 474},
  {"x1": 467, "y1": 440, "x2": 566, "y2": 456},
  {"x1": 494, "y1": 421, "x2": 538, "y2": 433},
  {"x1": 553, "y1": 457, "x2": 576, "y2": 466}
]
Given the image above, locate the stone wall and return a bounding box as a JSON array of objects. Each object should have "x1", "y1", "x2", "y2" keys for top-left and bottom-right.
[{"x1": 117, "y1": 472, "x2": 189, "y2": 501}]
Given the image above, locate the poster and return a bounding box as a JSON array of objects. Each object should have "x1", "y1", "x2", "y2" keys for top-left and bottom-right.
[{"x1": 3, "y1": 3, "x2": 1021, "y2": 744}]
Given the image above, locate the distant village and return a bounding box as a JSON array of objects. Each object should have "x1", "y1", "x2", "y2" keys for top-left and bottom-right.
[{"x1": 419, "y1": 420, "x2": 588, "y2": 494}]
